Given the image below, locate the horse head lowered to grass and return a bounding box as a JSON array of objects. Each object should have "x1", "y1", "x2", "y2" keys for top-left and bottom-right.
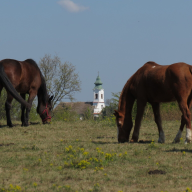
[
  {"x1": 0, "y1": 59, "x2": 53, "y2": 127},
  {"x1": 114, "y1": 61, "x2": 192, "y2": 144}
]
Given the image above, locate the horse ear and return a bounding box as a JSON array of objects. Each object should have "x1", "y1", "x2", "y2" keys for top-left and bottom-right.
[
  {"x1": 49, "y1": 95, "x2": 54, "y2": 101},
  {"x1": 113, "y1": 110, "x2": 119, "y2": 117},
  {"x1": 114, "y1": 110, "x2": 123, "y2": 118}
]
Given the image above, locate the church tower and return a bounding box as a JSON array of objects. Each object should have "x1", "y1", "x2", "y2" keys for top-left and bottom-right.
[{"x1": 93, "y1": 74, "x2": 105, "y2": 117}]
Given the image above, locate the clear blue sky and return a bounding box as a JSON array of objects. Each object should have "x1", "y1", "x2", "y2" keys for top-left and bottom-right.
[{"x1": 1, "y1": 0, "x2": 192, "y2": 104}]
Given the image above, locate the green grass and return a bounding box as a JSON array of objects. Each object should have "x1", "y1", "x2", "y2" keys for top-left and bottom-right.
[{"x1": 0, "y1": 119, "x2": 192, "y2": 192}]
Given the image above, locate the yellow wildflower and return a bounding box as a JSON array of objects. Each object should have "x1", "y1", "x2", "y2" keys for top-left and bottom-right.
[
  {"x1": 9, "y1": 184, "x2": 14, "y2": 189},
  {"x1": 83, "y1": 151, "x2": 89, "y2": 156},
  {"x1": 15, "y1": 185, "x2": 21, "y2": 191},
  {"x1": 33, "y1": 182, "x2": 37, "y2": 187},
  {"x1": 58, "y1": 166, "x2": 62, "y2": 170}
]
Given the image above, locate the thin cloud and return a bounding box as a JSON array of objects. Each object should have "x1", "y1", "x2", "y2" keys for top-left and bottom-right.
[{"x1": 58, "y1": 0, "x2": 89, "y2": 13}]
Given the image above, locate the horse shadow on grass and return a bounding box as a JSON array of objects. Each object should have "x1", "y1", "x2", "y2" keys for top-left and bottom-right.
[
  {"x1": 0, "y1": 122, "x2": 40, "y2": 128},
  {"x1": 91, "y1": 140, "x2": 153, "y2": 145},
  {"x1": 91, "y1": 141, "x2": 118, "y2": 144},
  {"x1": 0, "y1": 124, "x2": 21, "y2": 128},
  {"x1": 0, "y1": 125, "x2": 8, "y2": 128},
  {"x1": 137, "y1": 140, "x2": 153, "y2": 144},
  {"x1": 165, "y1": 148, "x2": 192, "y2": 153}
]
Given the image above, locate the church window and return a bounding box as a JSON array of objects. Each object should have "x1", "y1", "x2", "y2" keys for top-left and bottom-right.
[
  {"x1": 95, "y1": 94, "x2": 98, "y2": 99},
  {"x1": 101, "y1": 94, "x2": 103, "y2": 99}
]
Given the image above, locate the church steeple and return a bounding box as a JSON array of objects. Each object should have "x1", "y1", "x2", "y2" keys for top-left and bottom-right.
[
  {"x1": 94, "y1": 74, "x2": 103, "y2": 90},
  {"x1": 93, "y1": 73, "x2": 105, "y2": 117}
]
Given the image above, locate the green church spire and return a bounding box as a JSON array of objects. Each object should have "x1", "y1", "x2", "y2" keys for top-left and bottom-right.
[{"x1": 93, "y1": 74, "x2": 103, "y2": 90}]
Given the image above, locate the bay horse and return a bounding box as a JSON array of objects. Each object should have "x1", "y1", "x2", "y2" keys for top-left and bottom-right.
[
  {"x1": 114, "y1": 61, "x2": 192, "y2": 144},
  {"x1": 0, "y1": 59, "x2": 53, "y2": 127}
]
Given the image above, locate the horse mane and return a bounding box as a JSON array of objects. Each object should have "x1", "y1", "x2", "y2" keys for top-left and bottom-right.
[
  {"x1": 118, "y1": 78, "x2": 132, "y2": 112},
  {"x1": 38, "y1": 74, "x2": 48, "y2": 105},
  {"x1": 25, "y1": 59, "x2": 48, "y2": 105}
]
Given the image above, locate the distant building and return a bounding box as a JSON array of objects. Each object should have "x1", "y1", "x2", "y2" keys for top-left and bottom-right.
[
  {"x1": 93, "y1": 74, "x2": 105, "y2": 117},
  {"x1": 54, "y1": 74, "x2": 105, "y2": 119},
  {"x1": 54, "y1": 102, "x2": 94, "y2": 118}
]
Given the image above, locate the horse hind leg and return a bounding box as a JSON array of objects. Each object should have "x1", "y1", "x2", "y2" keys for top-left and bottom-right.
[
  {"x1": 173, "y1": 115, "x2": 185, "y2": 143},
  {"x1": 5, "y1": 93, "x2": 13, "y2": 127},
  {"x1": 151, "y1": 102, "x2": 165, "y2": 143},
  {"x1": 174, "y1": 99, "x2": 192, "y2": 144}
]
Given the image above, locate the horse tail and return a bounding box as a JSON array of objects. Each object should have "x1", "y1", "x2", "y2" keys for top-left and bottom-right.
[{"x1": 0, "y1": 64, "x2": 31, "y2": 108}]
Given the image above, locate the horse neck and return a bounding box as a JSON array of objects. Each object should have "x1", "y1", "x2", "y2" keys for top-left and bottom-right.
[
  {"x1": 118, "y1": 86, "x2": 128, "y2": 114},
  {"x1": 118, "y1": 78, "x2": 134, "y2": 115}
]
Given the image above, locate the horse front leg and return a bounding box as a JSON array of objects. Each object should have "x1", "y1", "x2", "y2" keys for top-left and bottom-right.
[
  {"x1": 24, "y1": 92, "x2": 36, "y2": 126},
  {"x1": 151, "y1": 102, "x2": 165, "y2": 143},
  {"x1": 130, "y1": 100, "x2": 146, "y2": 142},
  {"x1": 122, "y1": 96, "x2": 135, "y2": 142},
  {"x1": 173, "y1": 115, "x2": 185, "y2": 143},
  {"x1": 5, "y1": 94, "x2": 13, "y2": 127}
]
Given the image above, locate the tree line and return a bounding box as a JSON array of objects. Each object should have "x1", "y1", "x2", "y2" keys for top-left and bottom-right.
[{"x1": 101, "y1": 92, "x2": 183, "y2": 121}]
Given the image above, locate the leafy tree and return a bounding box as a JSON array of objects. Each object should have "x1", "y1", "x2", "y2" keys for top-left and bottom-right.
[
  {"x1": 101, "y1": 92, "x2": 121, "y2": 118},
  {"x1": 39, "y1": 54, "x2": 81, "y2": 108},
  {"x1": 110, "y1": 92, "x2": 121, "y2": 106},
  {"x1": 101, "y1": 91, "x2": 138, "y2": 119},
  {"x1": 53, "y1": 106, "x2": 79, "y2": 122},
  {"x1": 83, "y1": 107, "x2": 93, "y2": 120}
]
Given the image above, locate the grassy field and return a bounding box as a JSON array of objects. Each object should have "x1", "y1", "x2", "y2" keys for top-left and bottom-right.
[{"x1": 0, "y1": 119, "x2": 192, "y2": 192}]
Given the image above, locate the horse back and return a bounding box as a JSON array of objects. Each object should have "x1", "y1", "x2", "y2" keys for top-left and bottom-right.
[
  {"x1": 0, "y1": 59, "x2": 42, "y2": 93},
  {"x1": 19, "y1": 59, "x2": 42, "y2": 93},
  {"x1": 129, "y1": 62, "x2": 192, "y2": 102}
]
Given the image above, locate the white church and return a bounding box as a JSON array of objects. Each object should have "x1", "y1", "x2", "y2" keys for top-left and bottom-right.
[
  {"x1": 56, "y1": 74, "x2": 105, "y2": 119},
  {"x1": 93, "y1": 74, "x2": 105, "y2": 117}
]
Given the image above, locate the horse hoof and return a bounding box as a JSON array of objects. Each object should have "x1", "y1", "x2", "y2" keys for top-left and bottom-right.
[
  {"x1": 130, "y1": 139, "x2": 138, "y2": 143},
  {"x1": 118, "y1": 139, "x2": 128, "y2": 143},
  {"x1": 158, "y1": 139, "x2": 165, "y2": 143},
  {"x1": 184, "y1": 140, "x2": 191, "y2": 144},
  {"x1": 22, "y1": 122, "x2": 29, "y2": 127},
  {"x1": 172, "y1": 139, "x2": 180, "y2": 144}
]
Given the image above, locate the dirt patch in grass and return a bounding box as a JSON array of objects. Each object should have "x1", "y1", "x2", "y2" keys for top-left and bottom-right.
[
  {"x1": 148, "y1": 169, "x2": 166, "y2": 175},
  {"x1": 0, "y1": 143, "x2": 14, "y2": 147}
]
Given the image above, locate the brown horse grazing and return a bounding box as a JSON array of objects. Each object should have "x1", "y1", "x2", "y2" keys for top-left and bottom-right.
[
  {"x1": 0, "y1": 59, "x2": 53, "y2": 127},
  {"x1": 114, "y1": 61, "x2": 192, "y2": 144}
]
